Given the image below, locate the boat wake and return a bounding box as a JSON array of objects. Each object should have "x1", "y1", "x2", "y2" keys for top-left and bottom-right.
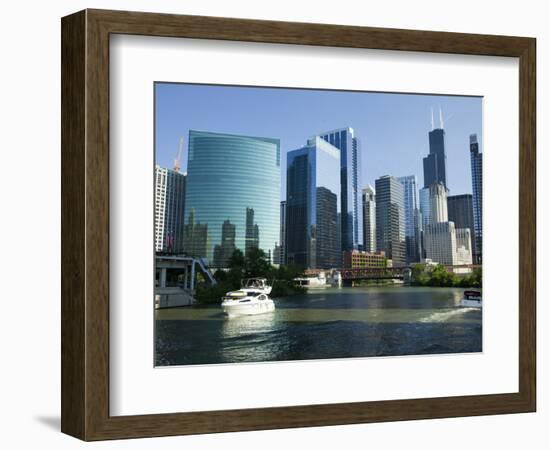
[{"x1": 419, "y1": 307, "x2": 478, "y2": 323}]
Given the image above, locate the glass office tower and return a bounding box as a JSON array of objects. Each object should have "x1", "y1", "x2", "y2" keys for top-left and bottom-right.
[
  {"x1": 185, "y1": 130, "x2": 280, "y2": 266},
  {"x1": 375, "y1": 175, "x2": 406, "y2": 266},
  {"x1": 470, "y1": 134, "x2": 483, "y2": 264},
  {"x1": 397, "y1": 175, "x2": 421, "y2": 263},
  {"x1": 418, "y1": 186, "x2": 431, "y2": 259},
  {"x1": 316, "y1": 127, "x2": 362, "y2": 251},
  {"x1": 286, "y1": 137, "x2": 341, "y2": 269}
]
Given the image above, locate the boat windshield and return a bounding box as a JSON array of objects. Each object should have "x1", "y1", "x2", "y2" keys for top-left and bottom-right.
[{"x1": 243, "y1": 279, "x2": 266, "y2": 288}]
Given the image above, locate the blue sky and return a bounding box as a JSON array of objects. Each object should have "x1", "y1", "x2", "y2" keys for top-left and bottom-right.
[{"x1": 155, "y1": 83, "x2": 482, "y2": 198}]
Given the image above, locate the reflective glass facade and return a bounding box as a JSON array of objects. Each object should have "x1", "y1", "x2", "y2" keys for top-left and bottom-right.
[
  {"x1": 286, "y1": 137, "x2": 341, "y2": 269},
  {"x1": 418, "y1": 186, "x2": 430, "y2": 259},
  {"x1": 316, "y1": 127, "x2": 362, "y2": 251},
  {"x1": 470, "y1": 134, "x2": 483, "y2": 264},
  {"x1": 397, "y1": 175, "x2": 421, "y2": 263},
  {"x1": 184, "y1": 130, "x2": 280, "y2": 266}
]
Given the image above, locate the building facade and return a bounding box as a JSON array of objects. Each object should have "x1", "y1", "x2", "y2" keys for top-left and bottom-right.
[
  {"x1": 374, "y1": 175, "x2": 406, "y2": 266},
  {"x1": 455, "y1": 227, "x2": 473, "y2": 265},
  {"x1": 470, "y1": 134, "x2": 483, "y2": 264},
  {"x1": 316, "y1": 127, "x2": 362, "y2": 251},
  {"x1": 273, "y1": 201, "x2": 287, "y2": 265},
  {"x1": 362, "y1": 186, "x2": 376, "y2": 253},
  {"x1": 447, "y1": 194, "x2": 476, "y2": 262},
  {"x1": 419, "y1": 186, "x2": 431, "y2": 229},
  {"x1": 286, "y1": 137, "x2": 341, "y2": 269},
  {"x1": 154, "y1": 165, "x2": 186, "y2": 253},
  {"x1": 428, "y1": 182, "x2": 449, "y2": 223},
  {"x1": 424, "y1": 221, "x2": 458, "y2": 265},
  {"x1": 184, "y1": 130, "x2": 280, "y2": 266},
  {"x1": 342, "y1": 250, "x2": 388, "y2": 269},
  {"x1": 424, "y1": 181, "x2": 473, "y2": 266},
  {"x1": 418, "y1": 186, "x2": 430, "y2": 259},
  {"x1": 423, "y1": 126, "x2": 447, "y2": 189},
  {"x1": 397, "y1": 175, "x2": 421, "y2": 263}
]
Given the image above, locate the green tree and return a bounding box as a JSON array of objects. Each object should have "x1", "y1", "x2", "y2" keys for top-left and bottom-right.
[
  {"x1": 243, "y1": 247, "x2": 271, "y2": 278},
  {"x1": 195, "y1": 248, "x2": 306, "y2": 304}
]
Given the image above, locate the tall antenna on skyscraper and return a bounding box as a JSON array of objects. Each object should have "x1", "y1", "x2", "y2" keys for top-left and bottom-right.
[
  {"x1": 173, "y1": 137, "x2": 184, "y2": 172},
  {"x1": 439, "y1": 106, "x2": 444, "y2": 129},
  {"x1": 431, "y1": 107, "x2": 435, "y2": 130}
]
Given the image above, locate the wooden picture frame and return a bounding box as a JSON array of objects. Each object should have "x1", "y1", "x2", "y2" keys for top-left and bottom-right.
[{"x1": 61, "y1": 8, "x2": 536, "y2": 441}]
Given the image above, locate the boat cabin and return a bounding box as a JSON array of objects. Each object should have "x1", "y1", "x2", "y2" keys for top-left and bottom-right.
[{"x1": 241, "y1": 278, "x2": 269, "y2": 289}]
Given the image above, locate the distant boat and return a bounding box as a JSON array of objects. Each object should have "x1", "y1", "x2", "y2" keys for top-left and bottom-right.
[
  {"x1": 221, "y1": 278, "x2": 275, "y2": 317},
  {"x1": 460, "y1": 290, "x2": 482, "y2": 308},
  {"x1": 294, "y1": 272, "x2": 330, "y2": 289}
]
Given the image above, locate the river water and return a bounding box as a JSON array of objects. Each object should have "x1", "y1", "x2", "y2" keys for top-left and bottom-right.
[{"x1": 155, "y1": 286, "x2": 482, "y2": 366}]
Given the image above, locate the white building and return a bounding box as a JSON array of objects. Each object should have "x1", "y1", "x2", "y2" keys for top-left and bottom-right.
[
  {"x1": 362, "y1": 185, "x2": 376, "y2": 252},
  {"x1": 455, "y1": 227, "x2": 473, "y2": 265},
  {"x1": 424, "y1": 221, "x2": 458, "y2": 265},
  {"x1": 429, "y1": 182, "x2": 448, "y2": 223},
  {"x1": 155, "y1": 165, "x2": 186, "y2": 253},
  {"x1": 424, "y1": 181, "x2": 472, "y2": 266}
]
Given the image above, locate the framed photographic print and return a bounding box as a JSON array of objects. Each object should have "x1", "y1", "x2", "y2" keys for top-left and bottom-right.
[{"x1": 61, "y1": 9, "x2": 536, "y2": 441}]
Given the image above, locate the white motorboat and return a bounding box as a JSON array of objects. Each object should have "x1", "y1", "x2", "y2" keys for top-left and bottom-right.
[
  {"x1": 221, "y1": 278, "x2": 275, "y2": 317},
  {"x1": 460, "y1": 290, "x2": 482, "y2": 308}
]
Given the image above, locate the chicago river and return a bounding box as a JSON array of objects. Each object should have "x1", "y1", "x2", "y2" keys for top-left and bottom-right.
[{"x1": 155, "y1": 286, "x2": 482, "y2": 366}]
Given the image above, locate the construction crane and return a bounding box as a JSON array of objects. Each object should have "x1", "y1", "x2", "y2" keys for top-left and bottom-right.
[{"x1": 173, "y1": 137, "x2": 184, "y2": 172}]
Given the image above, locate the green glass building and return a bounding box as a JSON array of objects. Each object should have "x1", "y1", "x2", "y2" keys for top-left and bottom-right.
[{"x1": 184, "y1": 130, "x2": 281, "y2": 267}]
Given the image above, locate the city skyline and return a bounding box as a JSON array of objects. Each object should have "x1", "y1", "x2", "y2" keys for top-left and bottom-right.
[
  {"x1": 155, "y1": 83, "x2": 482, "y2": 197},
  {"x1": 153, "y1": 84, "x2": 484, "y2": 368}
]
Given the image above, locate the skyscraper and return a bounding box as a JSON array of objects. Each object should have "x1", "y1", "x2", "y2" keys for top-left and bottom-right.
[
  {"x1": 286, "y1": 137, "x2": 341, "y2": 268},
  {"x1": 428, "y1": 182, "x2": 448, "y2": 223},
  {"x1": 316, "y1": 127, "x2": 362, "y2": 251},
  {"x1": 273, "y1": 201, "x2": 287, "y2": 265},
  {"x1": 470, "y1": 134, "x2": 483, "y2": 264},
  {"x1": 154, "y1": 165, "x2": 186, "y2": 253},
  {"x1": 455, "y1": 228, "x2": 473, "y2": 265},
  {"x1": 418, "y1": 186, "x2": 431, "y2": 259},
  {"x1": 362, "y1": 185, "x2": 376, "y2": 253},
  {"x1": 185, "y1": 130, "x2": 280, "y2": 266},
  {"x1": 424, "y1": 181, "x2": 472, "y2": 266},
  {"x1": 423, "y1": 111, "x2": 447, "y2": 189},
  {"x1": 375, "y1": 175, "x2": 406, "y2": 266},
  {"x1": 398, "y1": 175, "x2": 421, "y2": 263},
  {"x1": 447, "y1": 194, "x2": 476, "y2": 262},
  {"x1": 419, "y1": 187, "x2": 431, "y2": 229},
  {"x1": 424, "y1": 222, "x2": 461, "y2": 266}
]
